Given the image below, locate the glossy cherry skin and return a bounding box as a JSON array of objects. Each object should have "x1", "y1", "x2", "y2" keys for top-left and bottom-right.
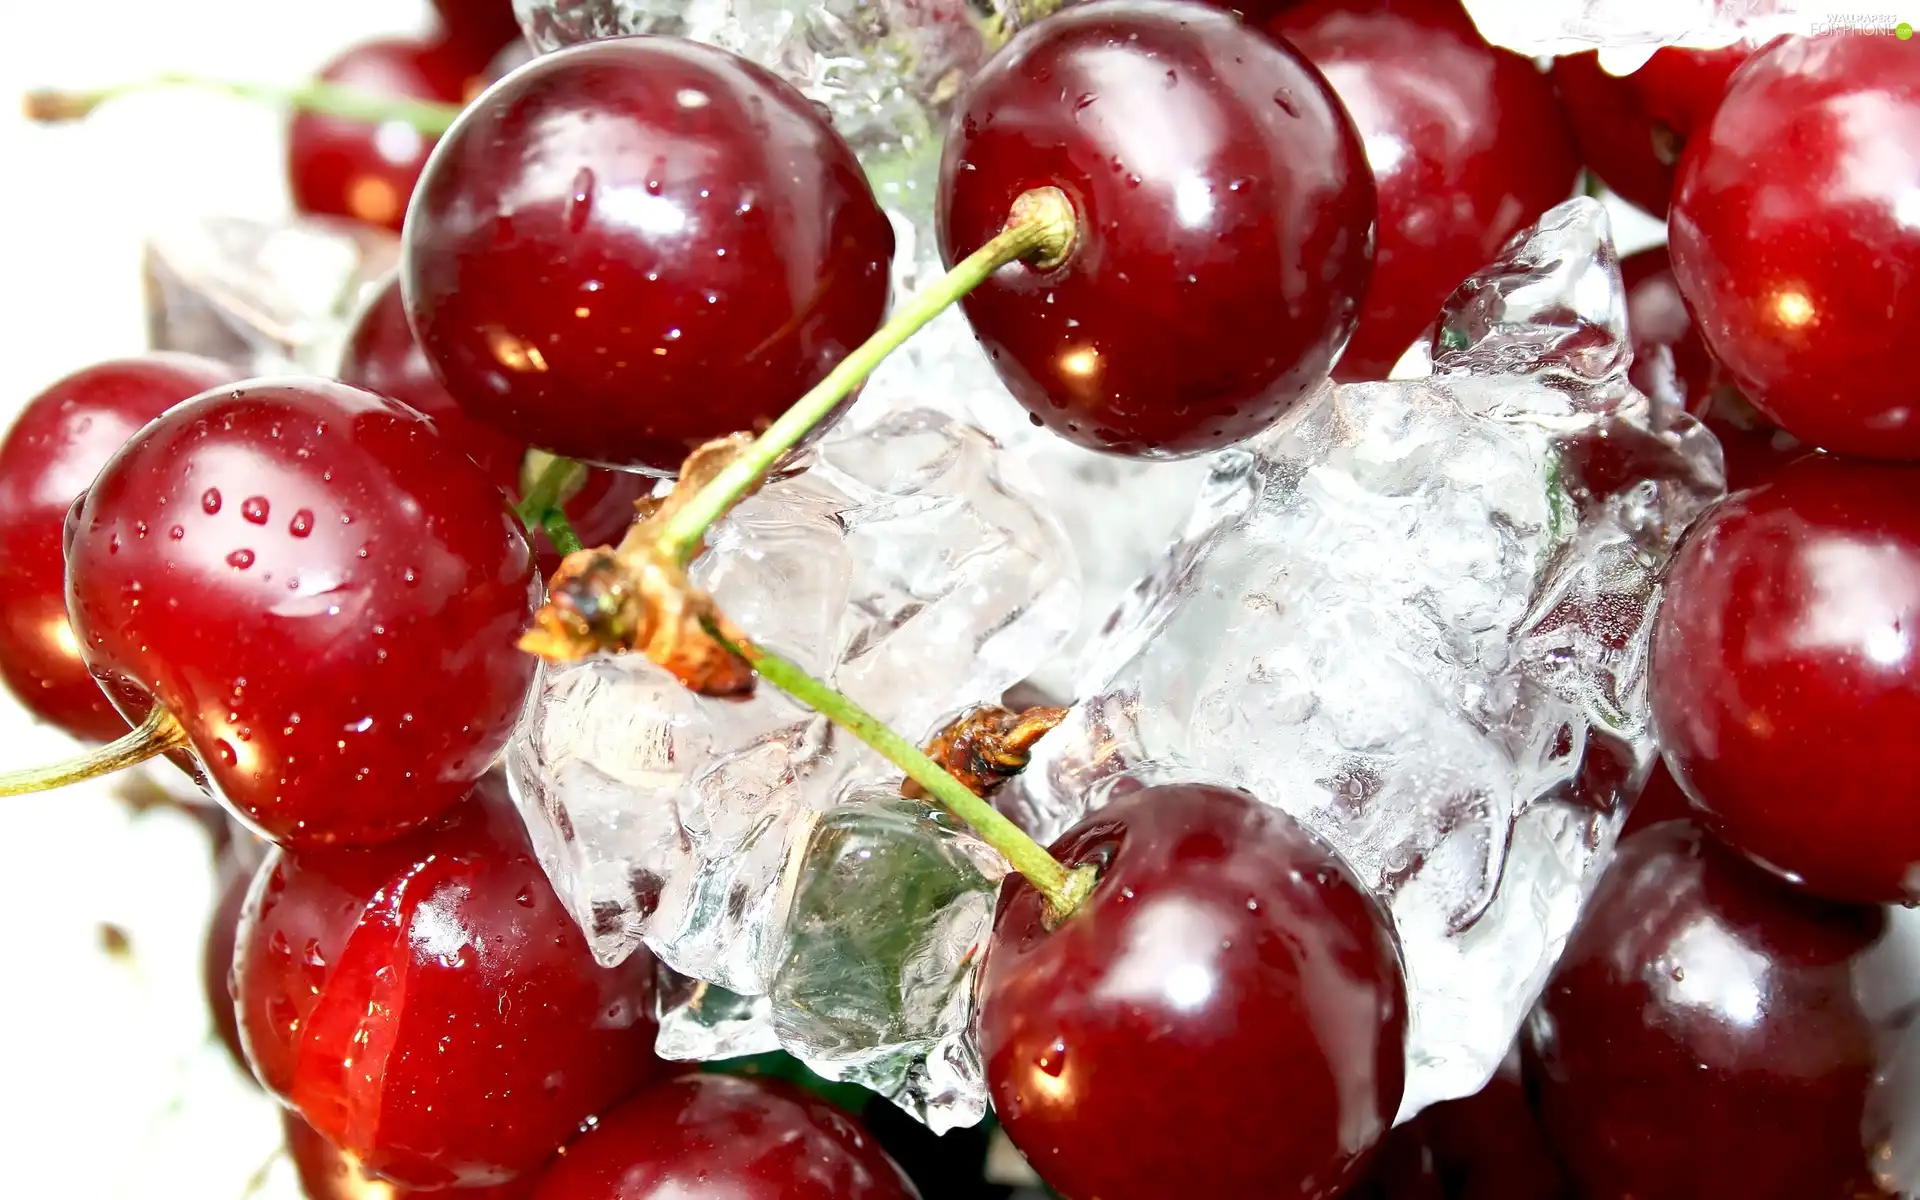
[
  {"x1": 1524, "y1": 821, "x2": 1914, "y2": 1198},
  {"x1": 65, "y1": 378, "x2": 538, "y2": 848},
  {"x1": 0, "y1": 354, "x2": 241, "y2": 742},
  {"x1": 531, "y1": 1074, "x2": 918, "y2": 1200},
  {"x1": 1550, "y1": 45, "x2": 1751, "y2": 217},
  {"x1": 1651, "y1": 456, "x2": 1920, "y2": 903},
  {"x1": 339, "y1": 273, "x2": 649, "y2": 572},
  {"x1": 404, "y1": 37, "x2": 893, "y2": 474},
  {"x1": 939, "y1": 0, "x2": 1375, "y2": 457},
  {"x1": 284, "y1": 1111, "x2": 534, "y2": 1199},
  {"x1": 1621, "y1": 246, "x2": 1807, "y2": 492},
  {"x1": 980, "y1": 782, "x2": 1406, "y2": 1200},
  {"x1": 1267, "y1": 0, "x2": 1580, "y2": 382},
  {"x1": 235, "y1": 778, "x2": 662, "y2": 1190},
  {"x1": 289, "y1": 38, "x2": 477, "y2": 234},
  {"x1": 430, "y1": 0, "x2": 524, "y2": 65},
  {"x1": 1670, "y1": 34, "x2": 1920, "y2": 459}
]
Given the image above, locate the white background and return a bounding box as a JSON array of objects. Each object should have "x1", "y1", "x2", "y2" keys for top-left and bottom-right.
[{"x1": 0, "y1": 5, "x2": 444, "y2": 1196}]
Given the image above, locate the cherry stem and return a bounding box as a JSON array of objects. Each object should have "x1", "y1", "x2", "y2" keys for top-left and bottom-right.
[
  {"x1": 654, "y1": 186, "x2": 1079, "y2": 567},
  {"x1": 22, "y1": 75, "x2": 462, "y2": 134},
  {"x1": 0, "y1": 706, "x2": 187, "y2": 797},
  {"x1": 706, "y1": 619, "x2": 1096, "y2": 919},
  {"x1": 515, "y1": 453, "x2": 589, "y2": 554},
  {"x1": 543, "y1": 510, "x2": 585, "y2": 555}
]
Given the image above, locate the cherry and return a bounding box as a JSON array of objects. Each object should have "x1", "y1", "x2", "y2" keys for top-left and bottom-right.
[
  {"x1": 403, "y1": 38, "x2": 894, "y2": 474},
  {"x1": 1523, "y1": 820, "x2": 1913, "y2": 1198},
  {"x1": 0, "y1": 354, "x2": 242, "y2": 743},
  {"x1": 1620, "y1": 758, "x2": 1693, "y2": 839},
  {"x1": 1549, "y1": 45, "x2": 1751, "y2": 217},
  {"x1": 1408, "y1": 1047, "x2": 1570, "y2": 1200},
  {"x1": 1651, "y1": 455, "x2": 1920, "y2": 904},
  {"x1": 283, "y1": 1111, "x2": 534, "y2": 1199},
  {"x1": 289, "y1": 37, "x2": 478, "y2": 234},
  {"x1": 234, "y1": 777, "x2": 663, "y2": 1190},
  {"x1": 1266, "y1": 0, "x2": 1580, "y2": 382},
  {"x1": 205, "y1": 846, "x2": 252, "y2": 1073},
  {"x1": 64, "y1": 378, "x2": 538, "y2": 848},
  {"x1": 1669, "y1": 34, "x2": 1920, "y2": 459},
  {"x1": 939, "y1": 0, "x2": 1375, "y2": 457},
  {"x1": 430, "y1": 0, "x2": 524, "y2": 65},
  {"x1": 530, "y1": 1074, "x2": 919, "y2": 1200},
  {"x1": 979, "y1": 781, "x2": 1406, "y2": 1200},
  {"x1": 1620, "y1": 246, "x2": 1807, "y2": 492},
  {"x1": 338, "y1": 273, "x2": 650, "y2": 572}
]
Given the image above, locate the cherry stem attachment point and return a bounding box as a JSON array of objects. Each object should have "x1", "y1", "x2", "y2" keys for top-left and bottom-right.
[
  {"x1": 0, "y1": 706, "x2": 187, "y2": 797},
  {"x1": 654, "y1": 186, "x2": 1079, "y2": 566},
  {"x1": 516, "y1": 453, "x2": 587, "y2": 554},
  {"x1": 707, "y1": 619, "x2": 1095, "y2": 919},
  {"x1": 23, "y1": 74, "x2": 462, "y2": 135}
]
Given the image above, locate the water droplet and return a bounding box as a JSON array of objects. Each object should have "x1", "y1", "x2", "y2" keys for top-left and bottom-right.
[
  {"x1": 167, "y1": 525, "x2": 184, "y2": 540},
  {"x1": 566, "y1": 166, "x2": 595, "y2": 233},
  {"x1": 302, "y1": 939, "x2": 329, "y2": 990},
  {"x1": 289, "y1": 509, "x2": 315, "y2": 537},
  {"x1": 1035, "y1": 1041, "x2": 1069, "y2": 1078},
  {"x1": 514, "y1": 887, "x2": 536, "y2": 908},
  {"x1": 1273, "y1": 88, "x2": 1298, "y2": 117},
  {"x1": 241, "y1": 496, "x2": 270, "y2": 524},
  {"x1": 201, "y1": 488, "x2": 222, "y2": 514},
  {"x1": 1074, "y1": 92, "x2": 1097, "y2": 111},
  {"x1": 226, "y1": 549, "x2": 255, "y2": 570},
  {"x1": 1164, "y1": 69, "x2": 1178, "y2": 88}
]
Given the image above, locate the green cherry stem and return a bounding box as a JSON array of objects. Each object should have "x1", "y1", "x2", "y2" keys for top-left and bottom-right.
[
  {"x1": 705, "y1": 619, "x2": 1096, "y2": 919},
  {"x1": 23, "y1": 74, "x2": 463, "y2": 134},
  {"x1": 515, "y1": 453, "x2": 585, "y2": 530},
  {"x1": 655, "y1": 186, "x2": 1078, "y2": 567},
  {"x1": 542, "y1": 510, "x2": 585, "y2": 555},
  {"x1": 0, "y1": 706, "x2": 187, "y2": 797}
]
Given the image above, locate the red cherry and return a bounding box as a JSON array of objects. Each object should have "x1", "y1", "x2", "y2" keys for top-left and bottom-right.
[
  {"x1": 1549, "y1": 44, "x2": 1751, "y2": 217},
  {"x1": 1267, "y1": 0, "x2": 1580, "y2": 382},
  {"x1": 64, "y1": 378, "x2": 538, "y2": 848},
  {"x1": 235, "y1": 778, "x2": 662, "y2": 1190},
  {"x1": 1651, "y1": 456, "x2": 1920, "y2": 904},
  {"x1": 1410, "y1": 1047, "x2": 1570, "y2": 1200},
  {"x1": 0, "y1": 355, "x2": 242, "y2": 743},
  {"x1": 289, "y1": 37, "x2": 478, "y2": 234},
  {"x1": 1524, "y1": 821, "x2": 1910, "y2": 1198},
  {"x1": 284, "y1": 1111, "x2": 533, "y2": 1199},
  {"x1": 1620, "y1": 246, "x2": 1807, "y2": 492},
  {"x1": 980, "y1": 782, "x2": 1406, "y2": 1200},
  {"x1": 1620, "y1": 758, "x2": 1693, "y2": 839},
  {"x1": 205, "y1": 846, "x2": 252, "y2": 1073},
  {"x1": 430, "y1": 0, "x2": 524, "y2": 64},
  {"x1": 338, "y1": 273, "x2": 649, "y2": 572},
  {"x1": 403, "y1": 38, "x2": 894, "y2": 474},
  {"x1": 939, "y1": 0, "x2": 1375, "y2": 457},
  {"x1": 1669, "y1": 34, "x2": 1920, "y2": 459},
  {"x1": 531, "y1": 1074, "x2": 918, "y2": 1200}
]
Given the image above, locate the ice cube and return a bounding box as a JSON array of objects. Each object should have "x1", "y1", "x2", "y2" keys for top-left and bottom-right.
[
  {"x1": 1009, "y1": 197, "x2": 1726, "y2": 1120},
  {"x1": 142, "y1": 215, "x2": 396, "y2": 375},
  {"x1": 769, "y1": 787, "x2": 1007, "y2": 1132},
  {"x1": 505, "y1": 408, "x2": 1078, "y2": 994},
  {"x1": 653, "y1": 967, "x2": 782, "y2": 1061},
  {"x1": 1456, "y1": 0, "x2": 1887, "y2": 68}
]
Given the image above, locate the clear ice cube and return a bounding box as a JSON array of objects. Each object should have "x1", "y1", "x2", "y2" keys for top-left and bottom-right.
[
  {"x1": 653, "y1": 967, "x2": 782, "y2": 1061},
  {"x1": 1456, "y1": 0, "x2": 1889, "y2": 67},
  {"x1": 1008, "y1": 197, "x2": 1726, "y2": 1120},
  {"x1": 769, "y1": 787, "x2": 1007, "y2": 1132},
  {"x1": 142, "y1": 215, "x2": 396, "y2": 375},
  {"x1": 505, "y1": 408, "x2": 1077, "y2": 995}
]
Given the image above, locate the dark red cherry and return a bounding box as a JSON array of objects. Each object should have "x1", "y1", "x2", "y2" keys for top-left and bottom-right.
[
  {"x1": 1620, "y1": 758, "x2": 1694, "y2": 839},
  {"x1": 1670, "y1": 34, "x2": 1920, "y2": 459},
  {"x1": 403, "y1": 37, "x2": 894, "y2": 474},
  {"x1": 1550, "y1": 44, "x2": 1751, "y2": 217},
  {"x1": 64, "y1": 378, "x2": 538, "y2": 848},
  {"x1": 1410, "y1": 1047, "x2": 1570, "y2": 1200},
  {"x1": 1620, "y1": 246, "x2": 1807, "y2": 492},
  {"x1": 0, "y1": 354, "x2": 241, "y2": 743},
  {"x1": 980, "y1": 781, "x2": 1406, "y2": 1200},
  {"x1": 939, "y1": 0, "x2": 1374, "y2": 457},
  {"x1": 1651, "y1": 456, "x2": 1920, "y2": 904},
  {"x1": 284, "y1": 1111, "x2": 534, "y2": 1199},
  {"x1": 531, "y1": 1074, "x2": 918, "y2": 1200},
  {"x1": 289, "y1": 37, "x2": 478, "y2": 234},
  {"x1": 235, "y1": 778, "x2": 662, "y2": 1190},
  {"x1": 430, "y1": 0, "x2": 524, "y2": 65},
  {"x1": 1524, "y1": 821, "x2": 1912, "y2": 1199},
  {"x1": 338, "y1": 273, "x2": 649, "y2": 572},
  {"x1": 205, "y1": 846, "x2": 252, "y2": 1073},
  {"x1": 1267, "y1": 0, "x2": 1580, "y2": 382}
]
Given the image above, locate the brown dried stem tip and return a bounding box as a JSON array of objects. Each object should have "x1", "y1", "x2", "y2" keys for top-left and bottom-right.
[
  {"x1": 904, "y1": 704, "x2": 1069, "y2": 802},
  {"x1": 518, "y1": 433, "x2": 762, "y2": 697}
]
